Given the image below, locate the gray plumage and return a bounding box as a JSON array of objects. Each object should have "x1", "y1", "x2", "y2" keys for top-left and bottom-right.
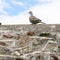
[{"x1": 29, "y1": 11, "x2": 45, "y2": 24}]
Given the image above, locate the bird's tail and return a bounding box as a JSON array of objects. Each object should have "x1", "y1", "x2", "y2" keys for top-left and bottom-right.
[
  {"x1": 41, "y1": 22, "x2": 46, "y2": 24},
  {"x1": 39, "y1": 20, "x2": 46, "y2": 24}
]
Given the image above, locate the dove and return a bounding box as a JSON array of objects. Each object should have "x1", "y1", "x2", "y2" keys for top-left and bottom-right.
[{"x1": 29, "y1": 11, "x2": 45, "y2": 24}]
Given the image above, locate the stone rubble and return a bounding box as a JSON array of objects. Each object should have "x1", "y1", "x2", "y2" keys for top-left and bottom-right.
[{"x1": 0, "y1": 24, "x2": 60, "y2": 60}]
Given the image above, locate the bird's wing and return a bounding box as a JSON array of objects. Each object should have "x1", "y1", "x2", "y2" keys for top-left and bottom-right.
[{"x1": 29, "y1": 16, "x2": 41, "y2": 21}]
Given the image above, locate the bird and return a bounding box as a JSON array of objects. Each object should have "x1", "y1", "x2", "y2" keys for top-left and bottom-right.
[{"x1": 28, "y1": 11, "x2": 45, "y2": 25}]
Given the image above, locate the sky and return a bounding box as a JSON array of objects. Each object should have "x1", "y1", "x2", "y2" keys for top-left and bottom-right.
[{"x1": 0, "y1": 0, "x2": 60, "y2": 25}]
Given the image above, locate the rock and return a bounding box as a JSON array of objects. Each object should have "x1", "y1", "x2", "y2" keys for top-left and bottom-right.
[
  {"x1": 27, "y1": 31, "x2": 35, "y2": 36},
  {"x1": 0, "y1": 42, "x2": 6, "y2": 46}
]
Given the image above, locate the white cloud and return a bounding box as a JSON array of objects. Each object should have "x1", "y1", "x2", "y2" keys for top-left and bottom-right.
[
  {"x1": 0, "y1": 0, "x2": 11, "y2": 14},
  {"x1": 0, "y1": 11, "x2": 29, "y2": 25},
  {"x1": 28, "y1": 0, "x2": 60, "y2": 24},
  {"x1": 38, "y1": 0, "x2": 51, "y2": 2},
  {"x1": 11, "y1": 0, "x2": 24, "y2": 6},
  {"x1": 0, "y1": 0, "x2": 11, "y2": 8},
  {"x1": 0, "y1": 6, "x2": 8, "y2": 14}
]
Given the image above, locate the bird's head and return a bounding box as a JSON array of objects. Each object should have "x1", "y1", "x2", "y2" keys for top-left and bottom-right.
[
  {"x1": 29, "y1": 11, "x2": 32, "y2": 13},
  {"x1": 28, "y1": 11, "x2": 33, "y2": 16}
]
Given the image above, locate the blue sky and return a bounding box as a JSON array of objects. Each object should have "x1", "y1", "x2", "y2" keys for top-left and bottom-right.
[
  {"x1": 0, "y1": 0, "x2": 39, "y2": 16},
  {"x1": 4, "y1": 0, "x2": 39, "y2": 16},
  {"x1": 0, "y1": 0, "x2": 60, "y2": 24}
]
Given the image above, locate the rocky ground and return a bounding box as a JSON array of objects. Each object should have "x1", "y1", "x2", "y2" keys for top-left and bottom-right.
[{"x1": 0, "y1": 24, "x2": 60, "y2": 60}]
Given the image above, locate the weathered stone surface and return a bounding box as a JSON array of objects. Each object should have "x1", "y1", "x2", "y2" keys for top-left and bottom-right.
[
  {"x1": 0, "y1": 24, "x2": 60, "y2": 35},
  {"x1": 0, "y1": 24, "x2": 59, "y2": 60}
]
